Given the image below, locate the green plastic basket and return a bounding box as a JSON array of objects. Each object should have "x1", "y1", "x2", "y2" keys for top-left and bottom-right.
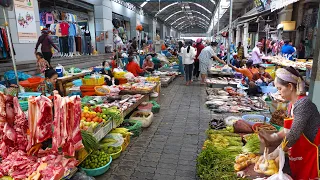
[{"x1": 123, "y1": 119, "x2": 142, "y2": 137}]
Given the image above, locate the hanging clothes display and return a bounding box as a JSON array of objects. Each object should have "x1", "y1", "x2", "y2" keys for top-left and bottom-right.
[
  {"x1": 84, "y1": 30, "x2": 92, "y2": 55},
  {"x1": 0, "y1": 27, "x2": 10, "y2": 59}
]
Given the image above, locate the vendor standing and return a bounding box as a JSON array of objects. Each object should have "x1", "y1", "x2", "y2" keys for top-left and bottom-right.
[
  {"x1": 259, "y1": 66, "x2": 320, "y2": 180},
  {"x1": 198, "y1": 42, "x2": 226, "y2": 85},
  {"x1": 35, "y1": 28, "x2": 59, "y2": 65},
  {"x1": 251, "y1": 42, "x2": 264, "y2": 65}
]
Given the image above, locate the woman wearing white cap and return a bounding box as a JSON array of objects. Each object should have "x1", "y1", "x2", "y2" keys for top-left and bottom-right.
[{"x1": 259, "y1": 66, "x2": 320, "y2": 180}]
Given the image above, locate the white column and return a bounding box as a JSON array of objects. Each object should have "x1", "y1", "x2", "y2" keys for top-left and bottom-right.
[
  {"x1": 236, "y1": 25, "x2": 241, "y2": 46},
  {"x1": 243, "y1": 23, "x2": 249, "y2": 58},
  {"x1": 94, "y1": 0, "x2": 113, "y2": 53}
]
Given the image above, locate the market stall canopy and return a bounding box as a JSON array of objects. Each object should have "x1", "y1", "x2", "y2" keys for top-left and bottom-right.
[{"x1": 131, "y1": 0, "x2": 216, "y2": 33}]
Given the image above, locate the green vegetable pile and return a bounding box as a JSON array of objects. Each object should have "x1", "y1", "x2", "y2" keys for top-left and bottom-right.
[
  {"x1": 197, "y1": 144, "x2": 240, "y2": 180},
  {"x1": 102, "y1": 107, "x2": 123, "y2": 126},
  {"x1": 81, "y1": 130, "x2": 98, "y2": 152},
  {"x1": 242, "y1": 134, "x2": 260, "y2": 154},
  {"x1": 80, "y1": 150, "x2": 110, "y2": 169},
  {"x1": 197, "y1": 128, "x2": 245, "y2": 180}
]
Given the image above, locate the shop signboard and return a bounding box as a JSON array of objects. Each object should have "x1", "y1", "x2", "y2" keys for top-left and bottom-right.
[
  {"x1": 254, "y1": 0, "x2": 265, "y2": 12},
  {"x1": 14, "y1": 0, "x2": 37, "y2": 43},
  {"x1": 270, "y1": 0, "x2": 298, "y2": 12}
]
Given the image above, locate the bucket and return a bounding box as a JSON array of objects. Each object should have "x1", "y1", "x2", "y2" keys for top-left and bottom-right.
[{"x1": 55, "y1": 66, "x2": 63, "y2": 77}]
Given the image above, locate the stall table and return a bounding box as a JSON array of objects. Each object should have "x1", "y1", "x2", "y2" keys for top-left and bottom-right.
[
  {"x1": 161, "y1": 75, "x2": 176, "y2": 87},
  {"x1": 56, "y1": 72, "x2": 90, "y2": 96},
  {"x1": 120, "y1": 82, "x2": 160, "y2": 95},
  {"x1": 122, "y1": 95, "x2": 149, "y2": 117}
]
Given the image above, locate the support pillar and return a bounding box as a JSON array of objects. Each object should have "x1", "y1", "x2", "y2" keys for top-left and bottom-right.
[
  {"x1": 236, "y1": 25, "x2": 241, "y2": 46},
  {"x1": 94, "y1": 0, "x2": 113, "y2": 53},
  {"x1": 294, "y1": 0, "x2": 305, "y2": 47},
  {"x1": 243, "y1": 23, "x2": 249, "y2": 58},
  {"x1": 308, "y1": 3, "x2": 320, "y2": 109}
]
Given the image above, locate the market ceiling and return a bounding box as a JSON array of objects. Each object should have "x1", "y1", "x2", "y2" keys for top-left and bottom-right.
[{"x1": 130, "y1": 0, "x2": 217, "y2": 32}]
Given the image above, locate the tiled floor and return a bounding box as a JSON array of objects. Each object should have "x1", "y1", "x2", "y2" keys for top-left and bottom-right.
[{"x1": 96, "y1": 77, "x2": 211, "y2": 180}]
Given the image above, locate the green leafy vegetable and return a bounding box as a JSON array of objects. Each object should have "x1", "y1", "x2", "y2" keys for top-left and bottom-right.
[{"x1": 242, "y1": 134, "x2": 260, "y2": 154}]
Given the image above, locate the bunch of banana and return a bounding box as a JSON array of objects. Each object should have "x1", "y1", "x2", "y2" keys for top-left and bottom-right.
[{"x1": 110, "y1": 128, "x2": 132, "y2": 137}]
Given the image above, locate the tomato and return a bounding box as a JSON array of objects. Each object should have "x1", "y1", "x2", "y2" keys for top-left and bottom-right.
[{"x1": 87, "y1": 118, "x2": 92, "y2": 122}]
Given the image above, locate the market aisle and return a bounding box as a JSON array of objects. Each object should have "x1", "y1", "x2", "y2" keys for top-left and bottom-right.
[{"x1": 96, "y1": 78, "x2": 212, "y2": 180}]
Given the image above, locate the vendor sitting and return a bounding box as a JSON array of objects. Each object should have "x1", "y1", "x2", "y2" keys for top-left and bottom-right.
[
  {"x1": 248, "y1": 64, "x2": 273, "y2": 95},
  {"x1": 126, "y1": 56, "x2": 145, "y2": 77},
  {"x1": 229, "y1": 60, "x2": 258, "y2": 82},
  {"x1": 252, "y1": 65, "x2": 273, "y2": 85},
  {"x1": 142, "y1": 55, "x2": 154, "y2": 73},
  {"x1": 231, "y1": 54, "x2": 241, "y2": 68},
  {"x1": 152, "y1": 53, "x2": 161, "y2": 70},
  {"x1": 101, "y1": 61, "x2": 119, "y2": 86},
  {"x1": 37, "y1": 68, "x2": 58, "y2": 95}
]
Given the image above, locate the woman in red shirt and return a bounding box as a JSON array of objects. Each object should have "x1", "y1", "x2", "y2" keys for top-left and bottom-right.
[
  {"x1": 126, "y1": 56, "x2": 144, "y2": 76},
  {"x1": 193, "y1": 38, "x2": 204, "y2": 80}
]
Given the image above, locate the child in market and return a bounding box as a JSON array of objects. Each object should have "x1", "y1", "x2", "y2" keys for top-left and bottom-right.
[
  {"x1": 36, "y1": 52, "x2": 50, "y2": 76},
  {"x1": 37, "y1": 68, "x2": 58, "y2": 95}
]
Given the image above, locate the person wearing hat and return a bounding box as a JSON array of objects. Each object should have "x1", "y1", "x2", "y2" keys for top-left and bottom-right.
[
  {"x1": 35, "y1": 28, "x2": 59, "y2": 65},
  {"x1": 251, "y1": 42, "x2": 264, "y2": 65}
]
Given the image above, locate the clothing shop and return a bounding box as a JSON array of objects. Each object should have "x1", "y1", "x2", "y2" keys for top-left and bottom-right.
[
  {"x1": 38, "y1": 0, "x2": 95, "y2": 57},
  {"x1": 0, "y1": 27, "x2": 11, "y2": 60},
  {"x1": 112, "y1": 12, "x2": 131, "y2": 43}
]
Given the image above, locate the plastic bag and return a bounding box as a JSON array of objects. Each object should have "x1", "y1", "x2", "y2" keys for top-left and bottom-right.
[
  {"x1": 124, "y1": 72, "x2": 135, "y2": 80},
  {"x1": 71, "y1": 171, "x2": 95, "y2": 180},
  {"x1": 103, "y1": 133, "x2": 124, "y2": 147},
  {"x1": 4, "y1": 71, "x2": 31, "y2": 81},
  {"x1": 267, "y1": 148, "x2": 293, "y2": 180}
]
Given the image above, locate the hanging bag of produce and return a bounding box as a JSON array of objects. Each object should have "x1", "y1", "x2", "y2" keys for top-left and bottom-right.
[{"x1": 267, "y1": 139, "x2": 293, "y2": 180}]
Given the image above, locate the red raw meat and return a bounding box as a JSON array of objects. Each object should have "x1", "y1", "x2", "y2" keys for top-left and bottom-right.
[
  {"x1": 72, "y1": 96, "x2": 83, "y2": 150},
  {"x1": 62, "y1": 96, "x2": 83, "y2": 156},
  {"x1": 0, "y1": 92, "x2": 6, "y2": 122},
  {"x1": 27, "y1": 96, "x2": 37, "y2": 151},
  {"x1": 5, "y1": 95, "x2": 14, "y2": 126},
  {"x1": 3, "y1": 123, "x2": 16, "y2": 142},
  {"x1": 35, "y1": 96, "x2": 53, "y2": 143}
]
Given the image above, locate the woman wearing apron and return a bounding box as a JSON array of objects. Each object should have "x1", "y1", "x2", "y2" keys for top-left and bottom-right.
[{"x1": 259, "y1": 66, "x2": 320, "y2": 180}]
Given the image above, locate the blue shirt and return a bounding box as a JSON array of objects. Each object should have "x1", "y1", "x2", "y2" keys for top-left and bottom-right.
[
  {"x1": 281, "y1": 44, "x2": 295, "y2": 60},
  {"x1": 68, "y1": 23, "x2": 76, "y2": 36}
]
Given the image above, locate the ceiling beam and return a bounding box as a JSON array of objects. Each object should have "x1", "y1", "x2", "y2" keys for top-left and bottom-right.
[{"x1": 155, "y1": 2, "x2": 212, "y2": 17}]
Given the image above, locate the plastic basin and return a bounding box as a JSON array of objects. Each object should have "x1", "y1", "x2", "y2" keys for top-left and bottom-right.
[
  {"x1": 242, "y1": 114, "x2": 270, "y2": 125},
  {"x1": 81, "y1": 156, "x2": 112, "y2": 176},
  {"x1": 108, "y1": 146, "x2": 122, "y2": 160},
  {"x1": 260, "y1": 86, "x2": 278, "y2": 94},
  {"x1": 28, "y1": 77, "x2": 42, "y2": 83},
  {"x1": 72, "y1": 79, "x2": 83, "y2": 87}
]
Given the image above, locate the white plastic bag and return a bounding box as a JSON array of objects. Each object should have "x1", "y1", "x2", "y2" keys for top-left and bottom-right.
[{"x1": 267, "y1": 148, "x2": 293, "y2": 180}]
